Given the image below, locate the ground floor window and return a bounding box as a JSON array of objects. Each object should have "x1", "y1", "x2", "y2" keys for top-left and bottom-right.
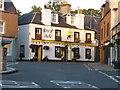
[
  {"x1": 19, "y1": 45, "x2": 25, "y2": 59},
  {"x1": 55, "y1": 46, "x2": 62, "y2": 58},
  {"x1": 85, "y1": 49, "x2": 91, "y2": 59},
  {"x1": 72, "y1": 48, "x2": 80, "y2": 59}
]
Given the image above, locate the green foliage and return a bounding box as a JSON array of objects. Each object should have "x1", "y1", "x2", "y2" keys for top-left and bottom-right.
[
  {"x1": 17, "y1": 10, "x2": 22, "y2": 16},
  {"x1": 48, "y1": 1, "x2": 61, "y2": 11},
  {"x1": 71, "y1": 8, "x2": 102, "y2": 17},
  {"x1": 30, "y1": 5, "x2": 41, "y2": 13}
]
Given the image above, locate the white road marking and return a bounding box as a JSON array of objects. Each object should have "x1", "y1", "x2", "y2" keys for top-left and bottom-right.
[
  {"x1": 1, "y1": 80, "x2": 40, "y2": 88},
  {"x1": 50, "y1": 80, "x2": 99, "y2": 88},
  {"x1": 99, "y1": 71, "x2": 120, "y2": 84},
  {"x1": 6, "y1": 62, "x2": 19, "y2": 66},
  {"x1": 83, "y1": 64, "x2": 92, "y2": 70}
]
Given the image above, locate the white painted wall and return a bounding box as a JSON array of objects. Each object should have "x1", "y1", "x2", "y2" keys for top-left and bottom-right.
[
  {"x1": 18, "y1": 25, "x2": 30, "y2": 60},
  {"x1": 19, "y1": 23, "x2": 95, "y2": 61}
]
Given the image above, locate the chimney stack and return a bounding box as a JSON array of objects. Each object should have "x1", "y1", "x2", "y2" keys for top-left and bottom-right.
[
  {"x1": 60, "y1": 1, "x2": 71, "y2": 15},
  {"x1": 78, "y1": 9, "x2": 83, "y2": 14},
  {"x1": 41, "y1": 4, "x2": 52, "y2": 25}
]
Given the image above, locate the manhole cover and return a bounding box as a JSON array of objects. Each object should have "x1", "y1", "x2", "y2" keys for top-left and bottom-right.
[{"x1": 50, "y1": 80, "x2": 99, "y2": 89}]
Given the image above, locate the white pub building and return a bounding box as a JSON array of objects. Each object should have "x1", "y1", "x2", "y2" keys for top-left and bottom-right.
[{"x1": 18, "y1": 2, "x2": 97, "y2": 62}]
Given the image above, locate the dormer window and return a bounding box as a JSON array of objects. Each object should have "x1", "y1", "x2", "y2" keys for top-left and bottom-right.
[
  {"x1": 0, "y1": 0, "x2": 4, "y2": 11},
  {"x1": 52, "y1": 13, "x2": 58, "y2": 23}
]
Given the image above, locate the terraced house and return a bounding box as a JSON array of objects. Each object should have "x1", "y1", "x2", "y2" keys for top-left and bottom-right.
[
  {"x1": 100, "y1": 0, "x2": 119, "y2": 64},
  {"x1": 0, "y1": 0, "x2": 18, "y2": 62},
  {"x1": 18, "y1": 2, "x2": 98, "y2": 62}
]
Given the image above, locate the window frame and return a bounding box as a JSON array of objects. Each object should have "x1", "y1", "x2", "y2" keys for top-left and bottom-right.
[
  {"x1": 74, "y1": 32, "x2": 80, "y2": 43},
  {"x1": 86, "y1": 33, "x2": 91, "y2": 43},
  {"x1": 0, "y1": 0, "x2": 4, "y2": 10},
  {"x1": 52, "y1": 14, "x2": 57, "y2": 23},
  {"x1": 85, "y1": 49, "x2": 91, "y2": 59},
  {"x1": 55, "y1": 30, "x2": 61, "y2": 41},
  {"x1": 35, "y1": 28, "x2": 42, "y2": 40},
  {"x1": 20, "y1": 45, "x2": 25, "y2": 57},
  {"x1": 0, "y1": 21, "x2": 5, "y2": 34},
  {"x1": 55, "y1": 46, "x2": 62, "y2": 58}
]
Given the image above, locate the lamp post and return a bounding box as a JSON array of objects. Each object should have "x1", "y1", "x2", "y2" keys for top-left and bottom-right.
[{"x1": 0, "y1": 35, "x2": 6, "y2": 71}]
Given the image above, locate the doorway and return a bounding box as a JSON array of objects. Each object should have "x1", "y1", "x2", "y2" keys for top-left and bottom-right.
[{"x1": 38, "y1": 45, "x2": 42, "y2": 62}]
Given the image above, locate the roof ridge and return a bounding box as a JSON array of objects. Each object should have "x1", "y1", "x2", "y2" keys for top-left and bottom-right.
[{"x1": 31, "y1": 12, "x2": 37, "y2": 23}]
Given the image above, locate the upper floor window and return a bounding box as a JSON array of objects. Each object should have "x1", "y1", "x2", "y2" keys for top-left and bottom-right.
[
  {"x1": 55, "y1": 30, "x2": 61, "y2": 41},
  {"x1": 0, "y1": 0, "x2": 4, "y2": 10},
  {"x1": 0, "y1": 21, "x2": 4, "y2": 34},
  {"x1": 52, "y1": 14, "x2": 58, "y2": 23},
  {"x1": 74, "y1": 32, "x2": 80, "y2": 43},
  {"x1": 85, "y1": 33, "x2": 91, "y2": 43},
  {"x1": 35, "y1": 28, "x2": 42, "y2": 40}
]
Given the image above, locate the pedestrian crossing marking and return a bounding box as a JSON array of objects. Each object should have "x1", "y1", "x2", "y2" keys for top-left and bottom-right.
[
  {"x1": 50, "y1": 80, "x2": 99, "y2": 88},
  {"x1": 0, "y1": 80, "x2": 40, "y2": 88}
]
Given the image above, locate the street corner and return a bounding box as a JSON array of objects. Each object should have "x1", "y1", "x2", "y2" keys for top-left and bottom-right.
[{"x1": 1, "y1": 67, "x2": 18, "y2": 74}]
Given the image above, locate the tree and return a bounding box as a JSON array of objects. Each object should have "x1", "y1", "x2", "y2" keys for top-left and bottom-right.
[
  {"x1": 71, "y1": 8, "x2": 102, "y2": 17},
  {"x1": 30, "y1": 5, "x2": 41, "y2": 13},
  {"x1": 48, "y1": 0, "x2": 61, "y2": 11},
  {"x1": 17, "y1": 10, "x2": 22, "y2": 16}
]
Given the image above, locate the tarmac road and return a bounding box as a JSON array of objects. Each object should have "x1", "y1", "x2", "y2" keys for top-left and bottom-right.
[{"x1": 2, "y1": 61, "x2": 120, "y2": 89}]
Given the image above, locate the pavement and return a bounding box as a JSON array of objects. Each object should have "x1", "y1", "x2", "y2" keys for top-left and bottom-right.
[
  {"x1": 0, "y1": 62, "x2": 18, "y2": 74},
  {"x1": 0, "y1": 67, "x2": 17, "y2": 74},
  {"x1": 2, "y1": 61, "x2": 120, "y2": 88},
  {"x1": 85, "y1": 62, "x2": 120, "y2": 72}
]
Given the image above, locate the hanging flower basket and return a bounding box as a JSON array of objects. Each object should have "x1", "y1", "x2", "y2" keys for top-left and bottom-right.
[
  {"x1": 108, "y1": 42, "x2": 114, "y2": 47},
  {"x1": 43, "y1": 46, "x2": 50, "y2": 50},
  {"x1": 101, "y1": 45, "x2": 106, "y2": 49},
  {"x1": 84, "y1": 40, "x2": 92, "y2": 43},
  {"x1": 35, "y1": 34, "x2": 41, "y2": 40}
]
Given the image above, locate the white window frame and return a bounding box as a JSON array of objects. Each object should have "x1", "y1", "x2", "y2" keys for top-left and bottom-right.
[
  {"x1": 0, "y1": 21, "x2": 5, "y2": 34},
  {"x1": 52, "y1": 13, "x2": 58, "y2": 24},
  {"x1": 0, "y1": 0, "x2": 4, "y2": 11}
]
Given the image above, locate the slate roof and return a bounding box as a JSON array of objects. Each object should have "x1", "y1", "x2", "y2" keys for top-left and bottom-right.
[
  {"x1": 18, "y1": 12, "x2": 101, "y2": 31},
  {"x1": 19, "y1": 12, "x2": 78, "y2": 29},
  {"x1": 4, "y1": 1, "x2": 17, "y2": 14},
  {"x1": 84, "y1": 15, "x2": 101, "y2": 33}
]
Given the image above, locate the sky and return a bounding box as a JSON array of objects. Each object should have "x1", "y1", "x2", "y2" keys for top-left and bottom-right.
[{"x1": 11, "y1": 0, "x2": 106, "y2": 14}]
